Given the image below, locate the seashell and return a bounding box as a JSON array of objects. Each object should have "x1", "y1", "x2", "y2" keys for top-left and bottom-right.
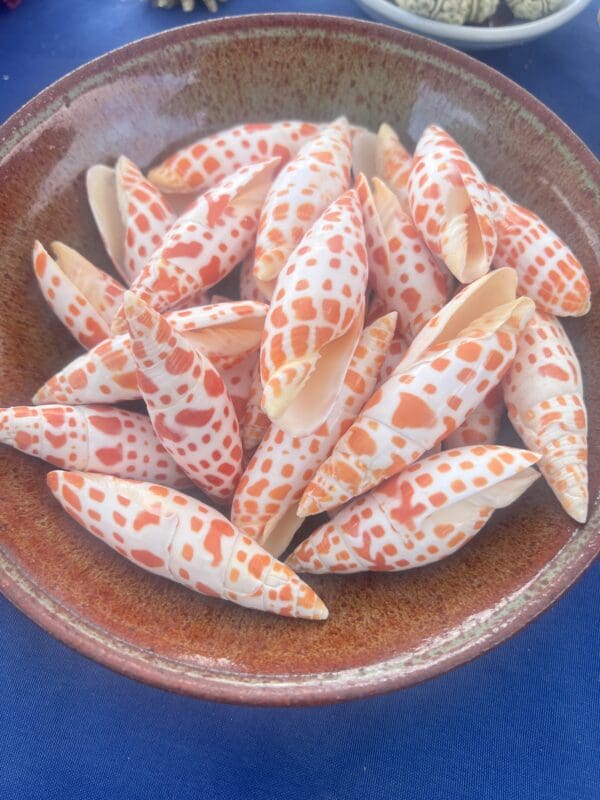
[
  {"x1": 147, "y1": 121, "x2": 321, "y2": 194},
  {"x1": 489, "y1": 184, "x2": 591, "y2": 317},
  {"x1": 260, "y1": 188, "x2": 369, "y2": 436},
  {"x1": 86, "y1": 156, "x2": 176, "y2": 285},
  {"x1": 253, "y1": 117, "x2": 352, "y2": 298},
  {"x1": 505, "y1": 0, "x2": 562, "y2": 20},
  {"x1": 0, "y1": 404, "x2": 190, "y2": 487},
  {"x1": 288, "y1": 445, "x2": 539, "y2": 573},
  {"x1": 298, "y1": 295, "x2": 534, "y2": 516},
  {"x1": 378, "y1": 331, "x2": 410, "y2": 383},
  {"x1": 47, "y1": 471, "x2": 327, "y2": 620},
  {"x1": 111, "y1": 159, "x2": 279, "y2": 332},
  {"x1": 33, "y1": 301, "x2": 268, "y2": 405},
  {"x1": 402, "y1": 267, "x2": 518, "y2": 368},
  {"x1": 351, "y1": 127, "x2": 377, "y2": 182},
  {"x1": 504, "y1": 310, "x2": 588, "y2": 522},
  {"x1": 240, "y1": 359, "x2": 270, "y2": 453},
  {"x1": 357, "y1": 175, "x2": 452, "y2": 339},
  {"x1": 375, "y1": 123, "x2": 412, "y2": 213},
  {"x1": 408, "y1": 125, "x2": 496, "y2": 283},
  {"x1": 168, "y1": 285, "x2": 209, "y2": 311},
  {"x1": 239, "y1": 250, "x2": 268, "y2": 303},
  {"x1": 217, "y1": 352, "x2": 258, "y2": 423},
  {"x1": 393, "y1": 0, "x2": 498, "y2": 24},
  {"x1": 365, "y1": 294, "x2": 410, "y2": 383},
  {"x1": 122, "y1": 293, "x2": 243, "y2": 502},
  {"x1": 232, "y1": 312, "x2": 396, "y2": 558},
  {"x1": 169, "y1": 300, "x2": 268, "y2": 370},
  {"x1": 394, "y1": 0, "x2": 470, "y2": 24},
  {"x1": 467, "y1": 0, "x2": 500, "y2": 22},
  {"x1": 444, "y1": 383, "x2": 504, "y2": 447},
  {"x1": 33, "y1": 241, "x2": 126, "y2": 350}
]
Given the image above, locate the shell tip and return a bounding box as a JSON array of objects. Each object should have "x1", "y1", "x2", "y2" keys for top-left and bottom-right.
[
  {"x1": 46, "y1": 470, "x2": 61, "y2": 492},
  {"x1": 314, "y1": 598, "x2": 329, "y2": 621}
]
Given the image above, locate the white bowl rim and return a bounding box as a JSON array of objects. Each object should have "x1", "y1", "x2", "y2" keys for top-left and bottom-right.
[{"x1": 355, "y1": 0, "x2": 592, "y2": 43}]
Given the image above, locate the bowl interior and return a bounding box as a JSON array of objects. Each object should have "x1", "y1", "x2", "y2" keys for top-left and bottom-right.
[{"x1": 0, "y1": 15, "x2": 599, "y2": 705}]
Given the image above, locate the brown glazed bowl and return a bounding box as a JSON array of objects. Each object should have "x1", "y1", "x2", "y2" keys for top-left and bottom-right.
[{"x1": 0, "y1": 15, "x2": 598, "y2": 706}]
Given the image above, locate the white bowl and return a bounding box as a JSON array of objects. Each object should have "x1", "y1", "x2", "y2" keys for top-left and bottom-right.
[{"x1": 354, "y1": 0, "x2": 592, "y2": 49}]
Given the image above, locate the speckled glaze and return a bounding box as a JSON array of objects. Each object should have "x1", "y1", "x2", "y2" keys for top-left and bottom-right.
[{"x1": 0, "y1": 15, "x2": 598, "y2": 706}]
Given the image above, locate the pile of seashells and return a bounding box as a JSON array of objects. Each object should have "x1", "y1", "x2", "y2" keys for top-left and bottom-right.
[{"x1": 393, "y1": 0, "x2": 564, "y2": 24}]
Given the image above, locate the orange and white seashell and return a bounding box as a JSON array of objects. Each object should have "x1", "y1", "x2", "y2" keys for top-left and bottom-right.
[
  {"x1": 375, "y1": 123, "x2": 412, "y2": 212},
  {"x1": 147, "y1": 120, "x2": 321, "y2": 194},
  {"x1": 0, "y1": 404, "x2": 190, "y2": 487},
  {"x1": 378, "y1": 331, "x2": 410, "y2": 383},
  {"x1": 444, "y1": 384, "x2": 504, "y2": 448},
  {"x1": 288, "y1": 445, "x2": 540, "y2": 573},
  {"x1": 365, "y1": 295, "x2": 409, "y2": 382},
  {"x1": 123, "y1": 293, "x2": 243, "y2": 502},
  {"x1": 260, "y1": 188, "x2": 369, "y2": 436},
  {"x1": 86, "y1": 156, "x2": 176, "y2": 285},
  {"x1": 504, "y1": 310, "x2": 588, "y2": 522},
  {"x1": 357, "y1": 175, "x2": 451, "y2": 339},
  {"x1": 169, "y1": 286, "x2": 209, "y2": 311},
  {"x1": 239, "y1": 250, "x2": 268, "y2": 303},
  {"x1": 33, "y1": 301, "x2": 268, "y2": 406},
  {"x1": 240, "y1": 359, "x2": 270, "y2": 453},
  {"x1": 402, "y1": 267, "x2": 518, "y2": 368},
  {"x1": 299, "y1": 295, "x2": 535, "y2": 516},
  {"x1": 111, "y1": 159, "x2": 280, "y2": 332},
  {"x1": 47, "y1": 471, "x2": 328, "y2": 620},
  {"x1": 169, "y1": 300, "x2": 268, "y2": 370},
  {"x1": 232, "y1": 312, "x2": 396, "y2": 558},
  {"x1": 489, "y1": 185, "x2": 591, "y2": 317},
  {"x1": 33, "y1": 241, "x2": 125, "y2": 349},
  {"x1": 217, "y1": 352, "x2": 258, "y2": 423},
  {"x1": 253, "y1": 117, "x2": 352, "y2": 297},
  {"x1": 351, "y1": 127, "x2": 377, "y2": 182},
  {"x1": 408, "y1": 125, "x2": 497, "y2": 283}
]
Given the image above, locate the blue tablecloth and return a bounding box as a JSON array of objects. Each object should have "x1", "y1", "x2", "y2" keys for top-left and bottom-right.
[{"x1": 0, "y1": 2, "x2": 598, "y2": 798}]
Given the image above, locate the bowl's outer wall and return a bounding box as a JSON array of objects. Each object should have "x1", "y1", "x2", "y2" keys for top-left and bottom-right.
[{"x1": 0, "y1": 15, "x2": 598, "y2": 705}]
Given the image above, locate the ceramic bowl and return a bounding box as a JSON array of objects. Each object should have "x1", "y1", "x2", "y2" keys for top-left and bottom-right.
[
  {"x1": 355, "y1": 0, "x2": 592, "y2": 49},
  {"x1": 0, "y1": 14, "x2": 598, "y2": 706}
]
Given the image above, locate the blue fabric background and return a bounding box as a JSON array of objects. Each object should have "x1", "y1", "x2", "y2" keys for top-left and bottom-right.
[{"x1": 0, "y1": 2, "x2": 598, "y2": 798}]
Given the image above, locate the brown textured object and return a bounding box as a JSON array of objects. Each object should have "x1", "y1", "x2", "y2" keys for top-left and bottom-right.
[{"x1": 0, "y1": 15, "x2": 598, "y2": 706}]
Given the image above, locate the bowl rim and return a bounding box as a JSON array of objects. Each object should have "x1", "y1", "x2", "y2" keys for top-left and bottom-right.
[
  {"x1": 0, "y1": 12, "x2": 599, "y2": 706},
  {"x1": 354, "y1": 0, "x2": 592, "y2": 44}
]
